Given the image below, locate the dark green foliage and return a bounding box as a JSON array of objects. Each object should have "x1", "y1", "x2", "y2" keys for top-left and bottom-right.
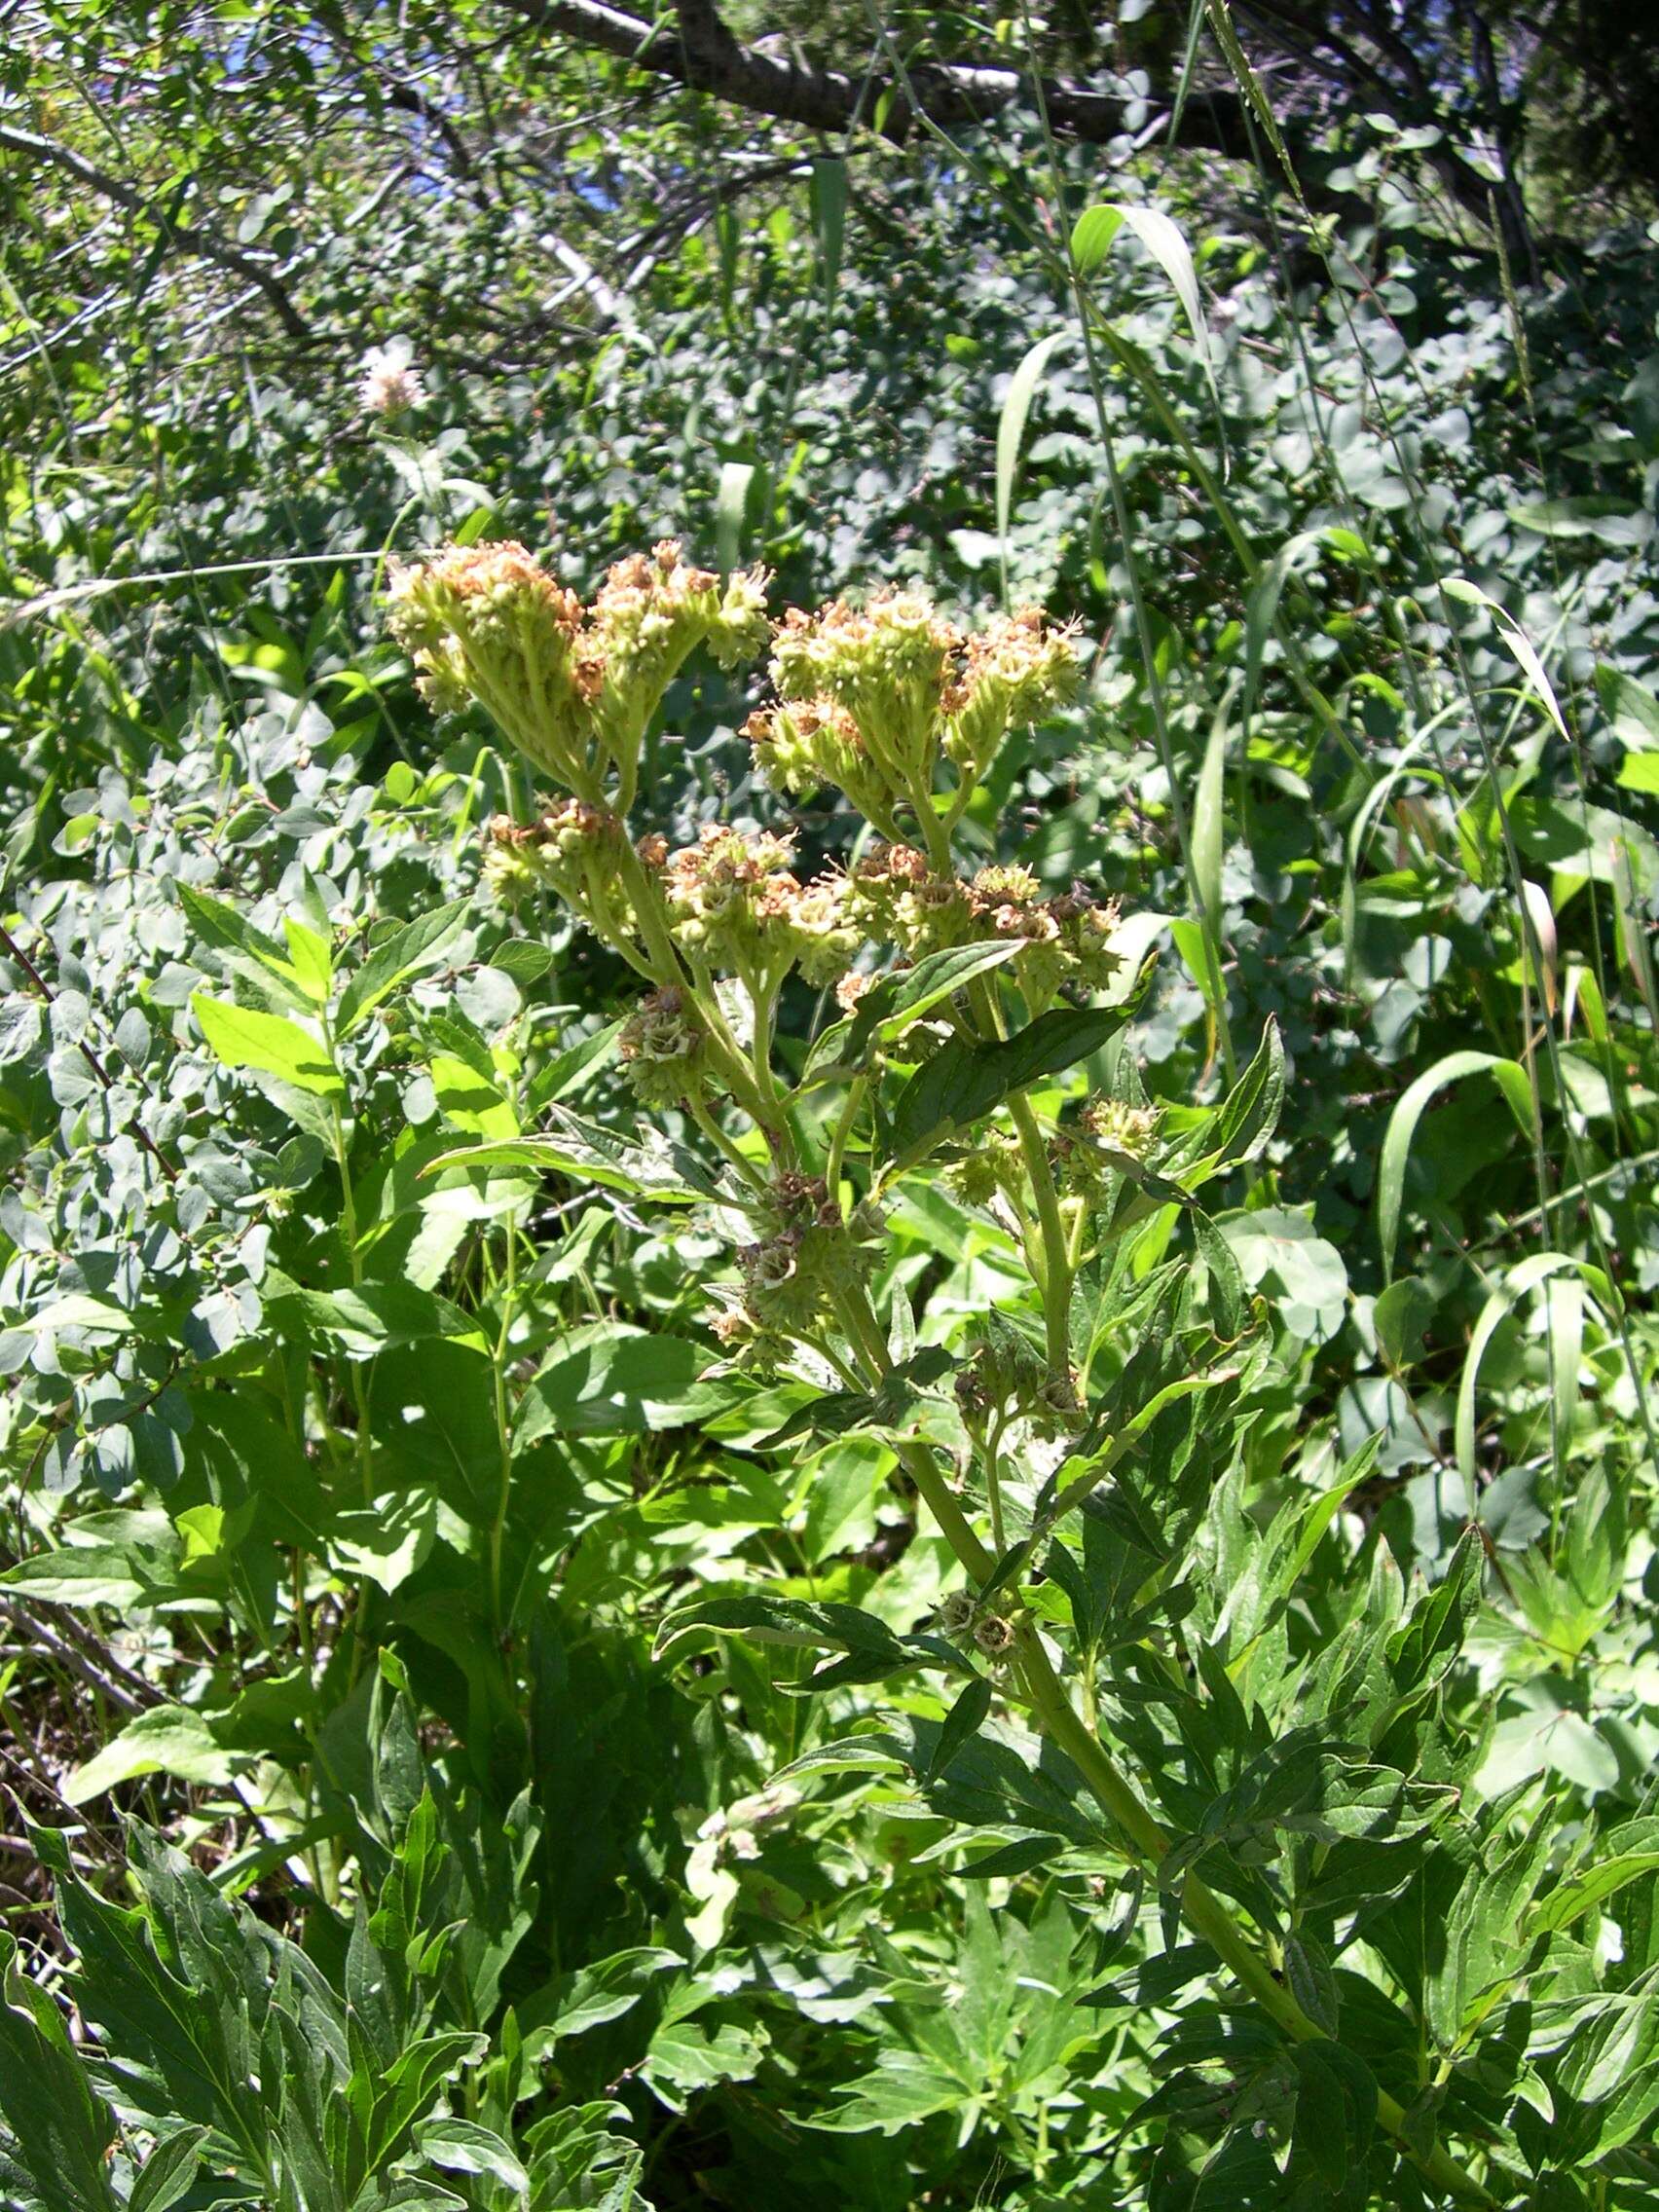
[{"x1": 2, "y1": 4, "x2": 1659, "y2": 2207}]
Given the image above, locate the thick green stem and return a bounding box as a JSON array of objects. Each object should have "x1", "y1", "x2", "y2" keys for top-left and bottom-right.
[
  {"x1": 487, "y1": 1214, "x2": 519, "y2": 1632},
  {"x1": 1009, "y1": 1091, "x2": 1072, "y2": 1370},
  {"x1": 902, "y1": 1452, "x2": 1499, "y2": 2207}
]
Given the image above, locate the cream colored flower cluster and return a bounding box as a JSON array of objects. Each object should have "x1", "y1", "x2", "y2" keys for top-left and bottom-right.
[
  {"x1": 618, "y1": 986, "x2": 707, "y2": 1107},
  {"x1": 729, "y1": 1172, "x2": 885, "y2": 1336},
  {"x1": 645, "y1": 826, "x2": 861, "y2": 992},
  {"x1": 1053, "y1": 1096, "x2": 1166, "y2": 1201},
  {"x1": 387, "y1": 539, "x2": 769, "y2": 808},
  {"x1": 746, "y1": 590, "x2": 1079, "y2": 827},
  {"x1": 482, "y1": 799, "x2": 632, "y2": 934},
  {"x1": 845, "y1": 846, "x2": 1123, "y2": 1013}
]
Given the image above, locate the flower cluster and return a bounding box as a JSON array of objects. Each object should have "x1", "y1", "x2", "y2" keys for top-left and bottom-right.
[
  {"x1": 1053, "y1": 1094, "x2": 1165, "y2": 1202},
  {"x1": 618, "y1": 987, "x2": 708, "y2": 1107},
  {"x1": 584, "y1": 545, "x2": 769, "y2": 790},
  {"x1": 732, "y1": 1173, "x2": 884, "y2": 1338},
  {"x1": 387, "y1": 538, "x2": 768, "y2": 808},
  {"x1": 954, "y1": 1329, "x2": 1081, "y2": 1441},
  {"x1": 747, "y1": 589, "x2": 1079, "y2": 823},
  {"x1": 359, "y1": 338, "x2": 425, "y2": 418},
  {"x1": 482, "y1": 800, "x2": 639, "y2": 937},
  {"x1": 845, "y1": 846, "x2": 1124, "y2": 1012},
  {"x1": 647, "y1": 826, "x2": 861, "y2": 990}
]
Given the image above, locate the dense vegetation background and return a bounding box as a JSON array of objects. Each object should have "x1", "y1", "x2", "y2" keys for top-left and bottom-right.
[{"x1": 2, "y1": 2, "x2": 1658, "y2": 2206}]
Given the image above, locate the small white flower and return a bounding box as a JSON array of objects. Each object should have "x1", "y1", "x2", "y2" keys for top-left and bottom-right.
[{"x1": 358, "y1": 337, "x2": 425, "y2": 417}]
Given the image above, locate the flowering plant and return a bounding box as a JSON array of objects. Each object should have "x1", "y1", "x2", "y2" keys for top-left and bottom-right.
[{"x1": 385, "y1": 537, "x2": 1494, "y2": 2206}]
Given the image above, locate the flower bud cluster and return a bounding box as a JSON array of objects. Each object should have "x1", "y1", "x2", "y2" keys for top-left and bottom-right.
[
  {"x1": 735, "y1": 1172, "x2": 884, "y2": 1337},
  {"x1": 747, "y1": 589, "x2": 1079, "y2": 821},
  {"x1": 945, "y1": 1133, "x2": 1024, "y2": 1210},
  {"x1": 954, "y1": 1332, "x2": 1081, "y2": 1443},
  {"x1": 617, "y1": 986, "x2": 708, "y2": 1107},
  {"x1": 1053, "y1": 1093, "x2": 1165, "y2": 1201},
  {"x1": 586, "y1": 544, "x2": 769, "y2": 775},
  {"x1": 934, "y1": 1590, "x2": 1017, "y2": 1667},
  {"x1": 941, "y1": 608, "x2": 1081, "y2": 782},
  {"x1": 648, "y1": 826, "x2": 861, "y2": 990},
  {"x1": 387, "y1": 538, "x2": 769, "y2": 807},
  {"x1": 845, "y1": 846, "x2": 1124, "y2": 1012},
  {"x1": 482, "y1": 800, "x2": 646, "y2": 939}
]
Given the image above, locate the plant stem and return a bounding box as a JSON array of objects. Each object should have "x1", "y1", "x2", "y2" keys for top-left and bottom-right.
[
  {"x1": 487, "y1": 1208, "x2": 519, "y2": 1632},
  {"x1": 899, "y1": 1432, "x2": 1500, "y2": 2207}
]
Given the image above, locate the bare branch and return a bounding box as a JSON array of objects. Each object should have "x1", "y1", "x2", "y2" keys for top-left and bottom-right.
[
  {"x1": 0, "y1": 119, "x2": 313, "y2": 341},
  {"x1": 492, "y1": 0, "x2": 1255, "y2": 156}
]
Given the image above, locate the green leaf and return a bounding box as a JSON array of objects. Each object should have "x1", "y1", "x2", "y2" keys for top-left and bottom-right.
[
  {"x1": 1530, "y1": 1821, "x2": 1659, "y2": 1936},
  {"x1": 282, "y1": 916, "x2": 334, "y2": 1003},
  {"x1": 128, "y1": 2127, "x2": 209, "y2": 2212},
  {"x1": 517, "y1": 1322, "x2": 733, "y2": 1440},
  {"x1": 715, "y1": 460, "x2": 755, "y2": 575},
  {"x1": 890, "y1": 1001, "x2": 1134, "y2": 1161},
  {"x1": 809, "y1": 2047, "x2": 968, "y2": 2134},
  {"x1": 1192, "y1": 687, "x2": 1228, "y2": 948},
  {"x1": 413, "y1": 2119, "x2": 528, "y2": 2194},
  {"x1": 654, "y1": 1592, "x2": 967, "y2": 1688},
  {"x1": 0, "y1": 1933, "x2": 117, "y2": 2212},
  {"x1": 425, "y1": 1105, "x2": 720, "y2": 1203},
  {"x1": 996, "y1": 330, "x2": 1070, "y2": 591},
  {"x1": 928, "y1": 1675, "x2": 992, "y2": 1782},
  {"x1": 65, "y1": 1706, "x2": 242, "y2": 1805},
  {"x1": 1597, "y1": 664, "x2": 1659, "y2": 751},
  {"x1": 1508, "y1": 496, "x2": 1645, "y2": 545},
  {"x1": 1377, "y1": 1050, "x2": 1533, "y2": 1278},
  {"x1": 176, "y1": 884, "x2": 307, "y2": 1007},
  {"x1": 809, "y1": 155, "x2": 847, "y2": 319},
  {"x1": 1456, "y1": 1254, "x2": 1610, "y2": 1509},
  {"x1": 1070, "y1": 201, "x2": 1219, "y2": 416},
  {"x1": 337, "y1": 899, "x2": 469, "y2": 1035},
  {"x1": 520, "y1": 1947, "x2": 683, "y2": 2050},
  {"x1": 1442, "y1": 577, "x2": 1571, "y2": 745},
  {"x1": 757, "y1": 1346, "x2": 954, "y2": 1448},
  {"x1": 803, "y1": 940, "x2": 1026, "y2": 1085},
  {"x1": 1375, "y1": 1275, "x2": 1436, "y2": 1369},
  {"x1": 192, "y1": 993, "x2": 342, "y2": 1096}
]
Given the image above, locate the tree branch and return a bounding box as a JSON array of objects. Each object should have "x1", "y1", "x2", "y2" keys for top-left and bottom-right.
[
  {"x1": 493, "y1": 0, "x2": 1256, "y2": 156},
  {"x1": 0, "y1": 120, "x2": 313, "y2": 341}
]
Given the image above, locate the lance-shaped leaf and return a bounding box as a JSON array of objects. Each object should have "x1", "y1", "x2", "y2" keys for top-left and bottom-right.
[
  {"x1": 336, "y1": 898, "x2": 469, "y2": 1035},
  {"x1": 424, "y1": 1104, "x2": 723, "y2": 1203},
  {"x1": 802, "y1": 940, "x2": 1025, "y2": 1087},
  {"x1": 890, "y1": 998, "x2": 1139, "y2": 1164},
  {"x1": 654, "y1": 1591, "x2": 973, "y2": 1685},
  {"x1": 757, "y1": 1346, "x2": 955, "y2": 1448}
]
